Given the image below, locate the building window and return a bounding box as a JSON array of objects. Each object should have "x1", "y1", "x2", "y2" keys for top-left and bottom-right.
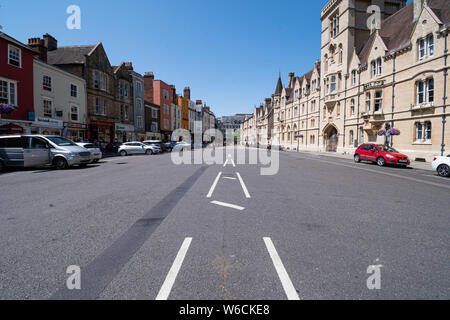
[
  {"x1": 164, "y1": 104, "x2": 169, "y2": 115},
  {"x1": 136, "y1": 116, "x2": 143, "y2": 128},
  {"x1": 71, "y1": 84, "x2": 78, "y2": 98},
  {"x1": 311, "y1": 100, "x2": 316, "y2": 112},
  {"x1": 351, "y1": 99, "x2": 355, "y2": 116},
  {"x1": 101, "y1": 74, "x2": 107, "y2": 91},
  {"x1": 366, "y1": 93, "x2": 371, "y2": 112},
  {"x1": 43, "y1": 75, "x2": 52, "y2": 91},
  {"x1": 71, "y1": 106, "x2": 78, "y2": 121},
  {"x1": 311, "y1": 119, "x2": 315, "y2": 128},
  {"x1": 360, "y1": 128, "x2": 364, "y2": 144},
  {"x1": 330, "y1": 76, "x2": 337, "y2": 92},
  {"x1": 415, "y1": 122, "x2": 423, "y2": 141},
  {"x1": 371, "y1": 59, "x2": 382, "y2": 77},
  {"x1": 425, "y1": 122, "x2": 432, "y2": 141},
  {"x1": 417, "y1": 78, "x2": 434, "y2": 104},
  {"x1": 151, "y1": 122, "x2": 158, "y2": 132},
  {"x1": 152, "y1": 109, "x2": 158, "y2": 118},
  {"x1": 163, "y1": 90, "x2": 169, "y2": 100},
  {"x1": 43, "y1": 99, "x2": 52, "y2": 118},
  {"x1": 103, "y1": 100, "x2": 107, "y2": 115},
  {"x1": 336, "y1": 102, "x2": 341, "y2": 116},
  {"x1": 377, "y1": 58, "x2": 382, "y2": 75},
  {"x1": 0, "y1": 79, "x2": 17, "y2": 105},
  {"x1": 120, "y1": 81, "x2": 129, "y2": 98},
  {"x1": 419, "y1": 35, "x2": 434, "y2": 60},
  {"x1": 8, "y1": 45, "x2": 21, "y2": 67},
  {"x1": 164, "y1": 119, "x2": 169, "y2": 130},
  {"x1": 352, "y1": 70, "x2": 357, "y2": 86},
  {"x1": 374, "y1": 91, "x2": 383, "y2": 112},
  {"x1": 330, "y1": 13, "x2": 340, "y2": 38},
  {"x1": 94, "y1": 72, "x2": 100, "y2": 89},
  {"x1": 95, "y1": 98, "x2": 107, "y2": 116},
  {"x1": 349, "y1": 130, "x2": 354, "y2": 146}
]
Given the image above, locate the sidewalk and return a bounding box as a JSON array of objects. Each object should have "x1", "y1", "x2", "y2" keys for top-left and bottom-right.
[{"x1": 292, "y1": 150, "x2": 432, "y2": 171}]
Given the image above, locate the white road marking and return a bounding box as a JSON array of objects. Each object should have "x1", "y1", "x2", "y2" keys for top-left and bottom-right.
[
  {"x1": 223, "y1": 159, "x2": 230, "y2": 167},
  {"x1": 230, "y1": 158, "x2": 236, "y2": 167},
  {"x1": 263, "y1": 237, "x2": 300, "y2": 301},
  {"x1": 211, "y1": 201, "x2": 245, "y2": 211},
  {"x1": 156, "y1": 237, "x2": 193, "y2": 300},
  {"x1": 236, "y1": 172, "x2": 251, "y2": 198},
  {"x1": 223, "y1": 177, "x2": 237, "y2": 180},
  {"x1": 207, "y1": 172, "x2": 222, "y2": 198}
]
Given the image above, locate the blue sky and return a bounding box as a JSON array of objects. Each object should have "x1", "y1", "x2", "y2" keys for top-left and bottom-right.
[{"x1": 0, "y1": 0, "x2": 409, "y2": 117}]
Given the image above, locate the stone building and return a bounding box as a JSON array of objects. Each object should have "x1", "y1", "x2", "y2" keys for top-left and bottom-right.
[{"x1": 242, "y1": 0, "x2": 450, "y2": 161}]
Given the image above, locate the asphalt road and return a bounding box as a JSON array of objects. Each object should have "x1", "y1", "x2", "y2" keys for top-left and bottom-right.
[{"x1": 0, "y1": 148, "x2": 449, "y2": 300}]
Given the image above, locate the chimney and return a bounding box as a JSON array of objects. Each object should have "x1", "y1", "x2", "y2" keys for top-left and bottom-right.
[
  {"x1": 144, "y1": 72, "x2": 155, "y2": 103},
  {"x1": 28, "y1": 37, "x2": 47, "y2": 62},
  {"x1": 170, "y1": 85, "x2": 177, "y2": 103},
  {"x1": 184, "y1": 87, "x2": 191, "y2": 100},
  {"x1": 43, "y1": 33, "x2": 57, "y2": 51},
  {"x1": 289, "y1": 72, "x2": 295, "y2": 88},
  {"x1": 413, "y1": 0, "x2": 424, "y2": 21}
]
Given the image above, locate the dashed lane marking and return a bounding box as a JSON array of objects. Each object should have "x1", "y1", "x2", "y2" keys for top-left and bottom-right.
[
  {"x1": 236, "y1": 172, "x2": 251, "y2": 198},
  {"x1": 264, "y1": 237, "x2": 300, "y2": 301},
  {"x1": 156, "y1": 237, "x2": 193, "y2": 300},
  {"x1": 207, "y1": 172, "x2": 222, "y2": 198}
]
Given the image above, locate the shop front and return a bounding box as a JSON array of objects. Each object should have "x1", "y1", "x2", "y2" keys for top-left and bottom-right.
[
  {"x1": 0, "y1": 123, "x2": 26, "y2": 135},
  {"x1": 115, "y1": 123, "x2": 135, "y2": 143},
  {"x1": 31, "y1": 117, "x2": 63, "y2": 136},
  {"x1": 63, "y1": 122, "x2": 88, "y2": 142},
  {"x1": 88, "y1": 120, "x2": 115, "y2": 144}
]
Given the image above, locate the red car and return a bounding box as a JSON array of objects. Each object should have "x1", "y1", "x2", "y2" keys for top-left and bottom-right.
[{"x1": 354, "y1": 144, "x2": 410, "y2": 167}]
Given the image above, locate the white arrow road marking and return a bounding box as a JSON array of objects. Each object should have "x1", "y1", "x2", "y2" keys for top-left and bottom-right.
[
  {"x1": 236, "y1": 172, "x2": 251, "y2": 198},
  {"x1": 223, "y1": 154, "x2": 236, "y2": 167},
  {"x1": 264, "y1": 237, "x2": 300, "y2": 300},
  {"x1": 211, "y1": 201, "x2": 245, "y2": 211},
  {"x1": 156, "y1": 237, "x2": 193, "y2": 300},
  {"x1": 207, "y1": 172, "x2": 222, "y2": 198}
]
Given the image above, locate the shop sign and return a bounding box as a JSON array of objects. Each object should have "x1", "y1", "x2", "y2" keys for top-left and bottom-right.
[
  {"x1": 115, "y1": 123, "x2": 135, "y2": 132},
  {"x1": 33, "y1": 117, "x2": 63, "y2": 128}
]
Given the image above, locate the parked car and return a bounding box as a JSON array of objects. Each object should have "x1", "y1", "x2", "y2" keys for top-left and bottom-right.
[
  {"x1": 0, "y1": 135, "x2": 92, "y2": 171},
  {"x1": 143, "y1": 140, "x2": 164, "y2": 153},
  {"x1": 354, "y1": 144, "x2": 410, "y2": 167},
  {"x1": 118, "y1": 142, "x2": 159, "y2": 156},
  {"x1": 173, "y1": 142, "x2": 192, "y2": 152},
  {"x1": 431, "y1": 155, "x2": 450, "y2": 177},
  {"x1": 76, "y1": 143, "x2": 102, "y2": 163}
]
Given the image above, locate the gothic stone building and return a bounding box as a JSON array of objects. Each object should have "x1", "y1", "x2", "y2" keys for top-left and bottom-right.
[{"x1": 242, "y1": 0, "x2": 450, "y2": 162}]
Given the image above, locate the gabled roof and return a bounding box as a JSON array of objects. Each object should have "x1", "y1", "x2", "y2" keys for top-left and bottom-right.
[
  {"x1": 0, "y1": 32, "x2": 37, "y2": 54},
  {"x1": 357, "y1": 0, "x2": 450, "y2": 63},
  {"x1": 47, "y1": 44, "x2": 97, "y2": 65}
]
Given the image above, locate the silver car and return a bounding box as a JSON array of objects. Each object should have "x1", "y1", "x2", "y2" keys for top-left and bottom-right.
[
  {"x1": 0, "y1": 135, "x2": 92, "y2": 170},
  {"x1": 76, "y1": 143, "x2": 103, "y2": 163},
  {"x1": 118, "y1": 142, "x2": 158, "y2": 156}
]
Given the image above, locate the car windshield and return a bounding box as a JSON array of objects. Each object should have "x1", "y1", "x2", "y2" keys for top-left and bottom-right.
[
  {"x1": 83, "y1": 144, "x2": 95, "y2": 149},
  {"x1": 46, "y1": 136, "x2": 76, "y2": 146},
  {"x1": 378, "y1": 145, "x2": 398, "y2": 153}
]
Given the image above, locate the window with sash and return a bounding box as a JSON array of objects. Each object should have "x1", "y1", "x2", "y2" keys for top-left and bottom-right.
[
  {"x1": 0, "y1": 79, "x2": 17, "y2": 105},
  {"x1": 8, "y1": 45, "x2": 21, "y2": 67},
  {"x1": 417, "y1": 78, "x2": 434, "y2": 104},
  {"x1": 43, "y1": 99, "x2": 52, "y2": 117}
]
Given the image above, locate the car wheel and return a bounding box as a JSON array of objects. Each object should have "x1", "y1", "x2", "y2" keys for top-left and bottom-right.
[
  {"x1": 437, "y1": 164, "x2": 450, "y2": 177},
  {"x1": 120, "y1": 150, "x2": 127, "y2": 157},
  {"x1": 377, "y1": 157, "x2": 386, "y2": 167},
  {"x1": 53, "y1": 157, "x2": 68, "y2": 170},
  {"x1": 354, "y1": 154, "x2": 361, "y2": 163},
  {"x1": 146, "y1": 149, "x2": 153, "y2": 155}
]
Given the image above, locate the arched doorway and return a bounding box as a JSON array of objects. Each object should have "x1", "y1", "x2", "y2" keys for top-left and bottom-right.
[{"x1": 324, "y1": 124, "x2": 338, "y2": 152}]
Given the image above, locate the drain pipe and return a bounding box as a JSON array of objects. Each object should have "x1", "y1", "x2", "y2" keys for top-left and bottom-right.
[
  {"x1": 441, "y1": 30, "x2": 448, "y2": 156},
  {"x1": 390, "y1": 54, "x2": 396, "y2": 147}
]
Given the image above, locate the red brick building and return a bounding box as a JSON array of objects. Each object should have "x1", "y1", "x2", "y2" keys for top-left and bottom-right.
[
  {"x1": 0, "y1": 32, "x2": 36, "y2": 135},
  {"x1": 144, "y1": 72, "x2": 173, "y2": 140}
]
